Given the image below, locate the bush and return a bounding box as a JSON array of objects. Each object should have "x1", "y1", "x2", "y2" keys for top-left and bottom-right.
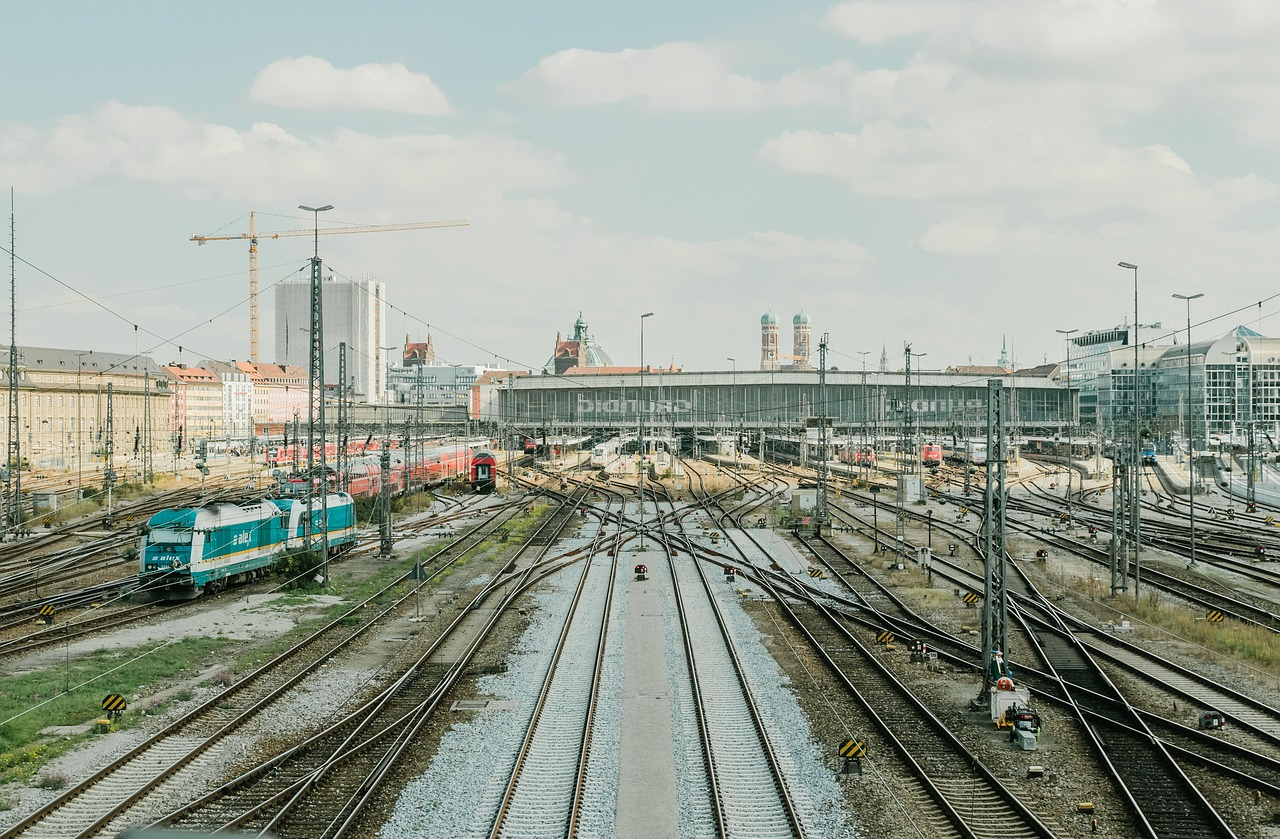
[
  {"x1": 272, "y1": 550, "x2": 325, "y2": 589},
  {"x1": 33, "y1": 771, "x2": 68, "y2": 790}
]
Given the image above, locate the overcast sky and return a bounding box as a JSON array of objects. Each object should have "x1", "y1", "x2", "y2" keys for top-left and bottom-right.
[{"x1": 2, "y1": 1, "x2": 1278, "y2": 379}]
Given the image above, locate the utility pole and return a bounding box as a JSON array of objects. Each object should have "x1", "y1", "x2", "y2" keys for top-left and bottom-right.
[
  {"x1": 415, "y1": 363, "x2": 424, "y2": 496},
  {"x1": 379, "y1": 441, "x2": 393, "y2": 558},
  {"x1": 1056, "y1": 328, "x2": 1078, "y2": 524},
  {"x1": 337, "y1": 342, "x2": 348, "y2": 493},
  {"x1": 896, "y1": 343, "x2": 912, "y2": 558},
  {"x1": 815, "y1": 334, "x2": 829, "y2": 534},
  {"x1": 301, "y1": 203, "x2": 332, "y2": 586},
  {"x1": 857, "y1": 350, "x2": 870, "y2": 478},
  {"x1": 1118, "y1": 261, "x2": 1142, "y2": 599},
  {"x1": 980, "y1": 378, "x2": 1008, "y2": 699},
  {"x1": 143, "y1": 361, "x2": 153, "y2": 483},
  {"x1": 5, "y1": 193, "x2": 21, "y2": 539},
  {"x1": 1247, "y1": 421, "x2": 1258, "y2": 513},
  {"x1": 1110, "y1": 446, "x2": 1131, "y2": 596},
  {"x1": 105, "y1": 383, "x2": 115, "y2": 526},
  {"x1": 638, "y1": 312, "x2": 654, "y2": 550}
]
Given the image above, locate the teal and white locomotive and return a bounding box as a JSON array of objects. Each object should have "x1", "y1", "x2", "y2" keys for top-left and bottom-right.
[{"x1": 139, "y1": 493, "x2": 357, "y2": 599}]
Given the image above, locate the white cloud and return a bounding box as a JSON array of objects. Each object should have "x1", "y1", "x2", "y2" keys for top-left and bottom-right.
[
  {"x1": 248, "y1": 56, "x2": 453, "y2": 115},
  {"x1": 0, "y1": 101, "x2": 564, "y2": 202},
  {"x1": 822, "y1": 0, "x2": 968, "y2": 45},
  {"x1": 504, "y1": 42, "x2": 858, "y2": 111},
  {"x1": 0, "y1": 100, "x2": 872, "y2": 372}
]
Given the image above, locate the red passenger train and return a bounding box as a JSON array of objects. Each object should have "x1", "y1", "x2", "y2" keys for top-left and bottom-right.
[
  {"x1": 276, "y1": 442, "x2": 483, "y2": 499},
  {"x1": 471, "y1": 450, "x2": 498, "y2": 494}
]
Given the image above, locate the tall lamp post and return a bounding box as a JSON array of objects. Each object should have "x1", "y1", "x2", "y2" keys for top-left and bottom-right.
[
  {"x1": 1173, "y1": 292, "x2": 1203, "y2": 568},
  {"x1": 1056, "y1": 329, "x2": 1078, "y2": 524},
  {"x1": 1118, "y1": 261, "x2": 1141, "y2": 597},
  {"x1": 638, "y1": 312, "x2": 654, "y2": 549}
]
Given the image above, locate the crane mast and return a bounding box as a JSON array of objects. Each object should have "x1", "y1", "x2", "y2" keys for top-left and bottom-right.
[{"x1": 191, "y1": 213, "x2": 469, "y2": 363}]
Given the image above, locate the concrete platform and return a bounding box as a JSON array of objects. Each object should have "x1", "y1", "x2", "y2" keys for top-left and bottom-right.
[{"x1": 615, "y1": 548, "x2": 679, "y2": 839}]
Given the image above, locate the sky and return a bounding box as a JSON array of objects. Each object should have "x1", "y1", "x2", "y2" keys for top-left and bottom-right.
[{"x1": 3, "y1": 1, "x2": 1280, "y2": 379}]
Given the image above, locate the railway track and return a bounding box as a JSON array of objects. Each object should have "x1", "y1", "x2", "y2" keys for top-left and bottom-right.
[
  {"x1": 484, "y1": 492, "x2": 620, "y2": 837},
  {"x1": 0, "y1": 495, "x2": 536, "y2": 839}
]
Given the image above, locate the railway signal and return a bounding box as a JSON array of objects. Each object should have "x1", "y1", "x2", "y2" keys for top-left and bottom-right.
[
  {"x1": 838, "y1": 738, "x2": 867, "y2": 759},
  {"x1": 101, "y1": 693, "x2": 127, "y2": 721}
]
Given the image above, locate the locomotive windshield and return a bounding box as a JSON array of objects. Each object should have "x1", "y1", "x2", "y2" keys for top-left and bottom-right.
[{"x1": 149, "y1": 529, "x2": 193, "y2": 545}]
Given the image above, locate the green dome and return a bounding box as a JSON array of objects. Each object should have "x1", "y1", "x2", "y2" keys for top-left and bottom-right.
[
  {"x1": 793, "y1": 312, "x2": 811, "y2": 325},
  {"x1": 761, "y1": 312, "x2": 778, "y2": 326}
]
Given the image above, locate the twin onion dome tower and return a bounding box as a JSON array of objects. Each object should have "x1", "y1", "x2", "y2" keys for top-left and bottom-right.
[{"x1": 760, "y1": 312, "x2": 811, "y2": 371}]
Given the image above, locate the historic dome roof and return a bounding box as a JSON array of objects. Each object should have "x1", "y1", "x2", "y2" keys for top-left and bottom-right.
[
  {"x1": 761, "y1": 312, "x2": 779, "y2": 326},
  {"x1": 793, "y1": 312, "x2": 811, "y2": 325}
]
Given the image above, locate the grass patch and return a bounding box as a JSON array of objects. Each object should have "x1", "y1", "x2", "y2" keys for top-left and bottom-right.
[
  {"x1": 0, "y1": 636, "x2": 231, "y2": 784},
  {"x1": 1043, "y1": 566, "x2": 1280, "y2": 680}
]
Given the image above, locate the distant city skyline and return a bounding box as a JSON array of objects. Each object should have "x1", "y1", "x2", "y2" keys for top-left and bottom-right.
[{"x1": 3, "y1": 3, "x2": 1279, "y2": 376}]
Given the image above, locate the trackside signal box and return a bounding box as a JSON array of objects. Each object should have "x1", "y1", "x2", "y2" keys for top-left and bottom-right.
[{"x1": 634, "y1": 564, "x2": 647, "y2": 581}]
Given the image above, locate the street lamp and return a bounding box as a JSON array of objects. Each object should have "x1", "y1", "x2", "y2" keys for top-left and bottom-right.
[
  {"x1": 638, "y1": 312, "x2": 654, "y2": 549},
  {"x1": 75, "y1": 350, "x2": 92, "y2": 500},
  {"x1": 1173, "y1": 292, "x2": 1204, "y2": 568},
  {"x1": 1118, "y1": 261, "x2": 1142, "y2": 597},
  {"x1": 1056, "y1": 329, "x2": 1078, "y2": 525}
]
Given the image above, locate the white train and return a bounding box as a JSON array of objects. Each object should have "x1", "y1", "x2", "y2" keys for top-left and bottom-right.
[
  {"x1": 590, "y1": 437, "x2": 622, "y2": 468},
  {"x1": 943, "y1": 439, "x2": 988, "y2": 465}
]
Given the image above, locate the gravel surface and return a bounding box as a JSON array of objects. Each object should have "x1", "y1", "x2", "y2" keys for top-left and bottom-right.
[
  {"x1": 378, "y1": 564, "x2": 574, "y2": 838},
  {"x1": 4, "y1": 480, "x2": 1279, "y2": 838}
]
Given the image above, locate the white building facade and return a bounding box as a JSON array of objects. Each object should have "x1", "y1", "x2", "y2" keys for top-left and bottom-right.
[{"x1": 274, "y1": 273, "x2": 386, "y2": 404}]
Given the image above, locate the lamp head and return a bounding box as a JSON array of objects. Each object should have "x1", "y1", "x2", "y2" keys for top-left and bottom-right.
[
  {"x1": 298, "y1": 204, "x2": 334, "y2": 213},
  {"x1": 1172, "y1": 293, "x2": 1204, "y2": 301},
  {"x1": 1118, "y1": 261, "x2": 1137, "y2": 270}
]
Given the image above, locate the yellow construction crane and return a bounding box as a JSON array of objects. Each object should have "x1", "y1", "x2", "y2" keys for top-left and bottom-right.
[{"x1": 191, "y1": 211, "x2": 469, "y2": 363}]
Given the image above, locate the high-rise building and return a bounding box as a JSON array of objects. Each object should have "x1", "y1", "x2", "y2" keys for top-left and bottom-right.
[
  {"x1": 274, "y1": 273, "x2": 386, "y2": 403},
  {"x1": 760, "y1": 313, "x2": 780, "y2": 370}
]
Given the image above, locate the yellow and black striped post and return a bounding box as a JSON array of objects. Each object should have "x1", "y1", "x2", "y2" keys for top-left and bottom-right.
[
  {"x1": 101, "y1": 693, "x2": 128, "y2": 721},
  {"x1": 1206, "y1": 610, "x2": 1224, "y2": 624},
  {"x1": 876, "y1": 630, "x2": 894, "y2": 645},
  {"x1": 37, "y1": 604, "x2": 55, "y2": 625}
]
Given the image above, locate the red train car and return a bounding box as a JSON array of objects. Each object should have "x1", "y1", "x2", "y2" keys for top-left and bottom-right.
[
  {"x1": 471, "y1": 450, "x2": 497, "y2": 493},
  {"x1": 922, "y1": 443, "x2": 942, "y2": 467},
  {"x1": 839, "y1": 446, "x2": 876, "y2": 467}
]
